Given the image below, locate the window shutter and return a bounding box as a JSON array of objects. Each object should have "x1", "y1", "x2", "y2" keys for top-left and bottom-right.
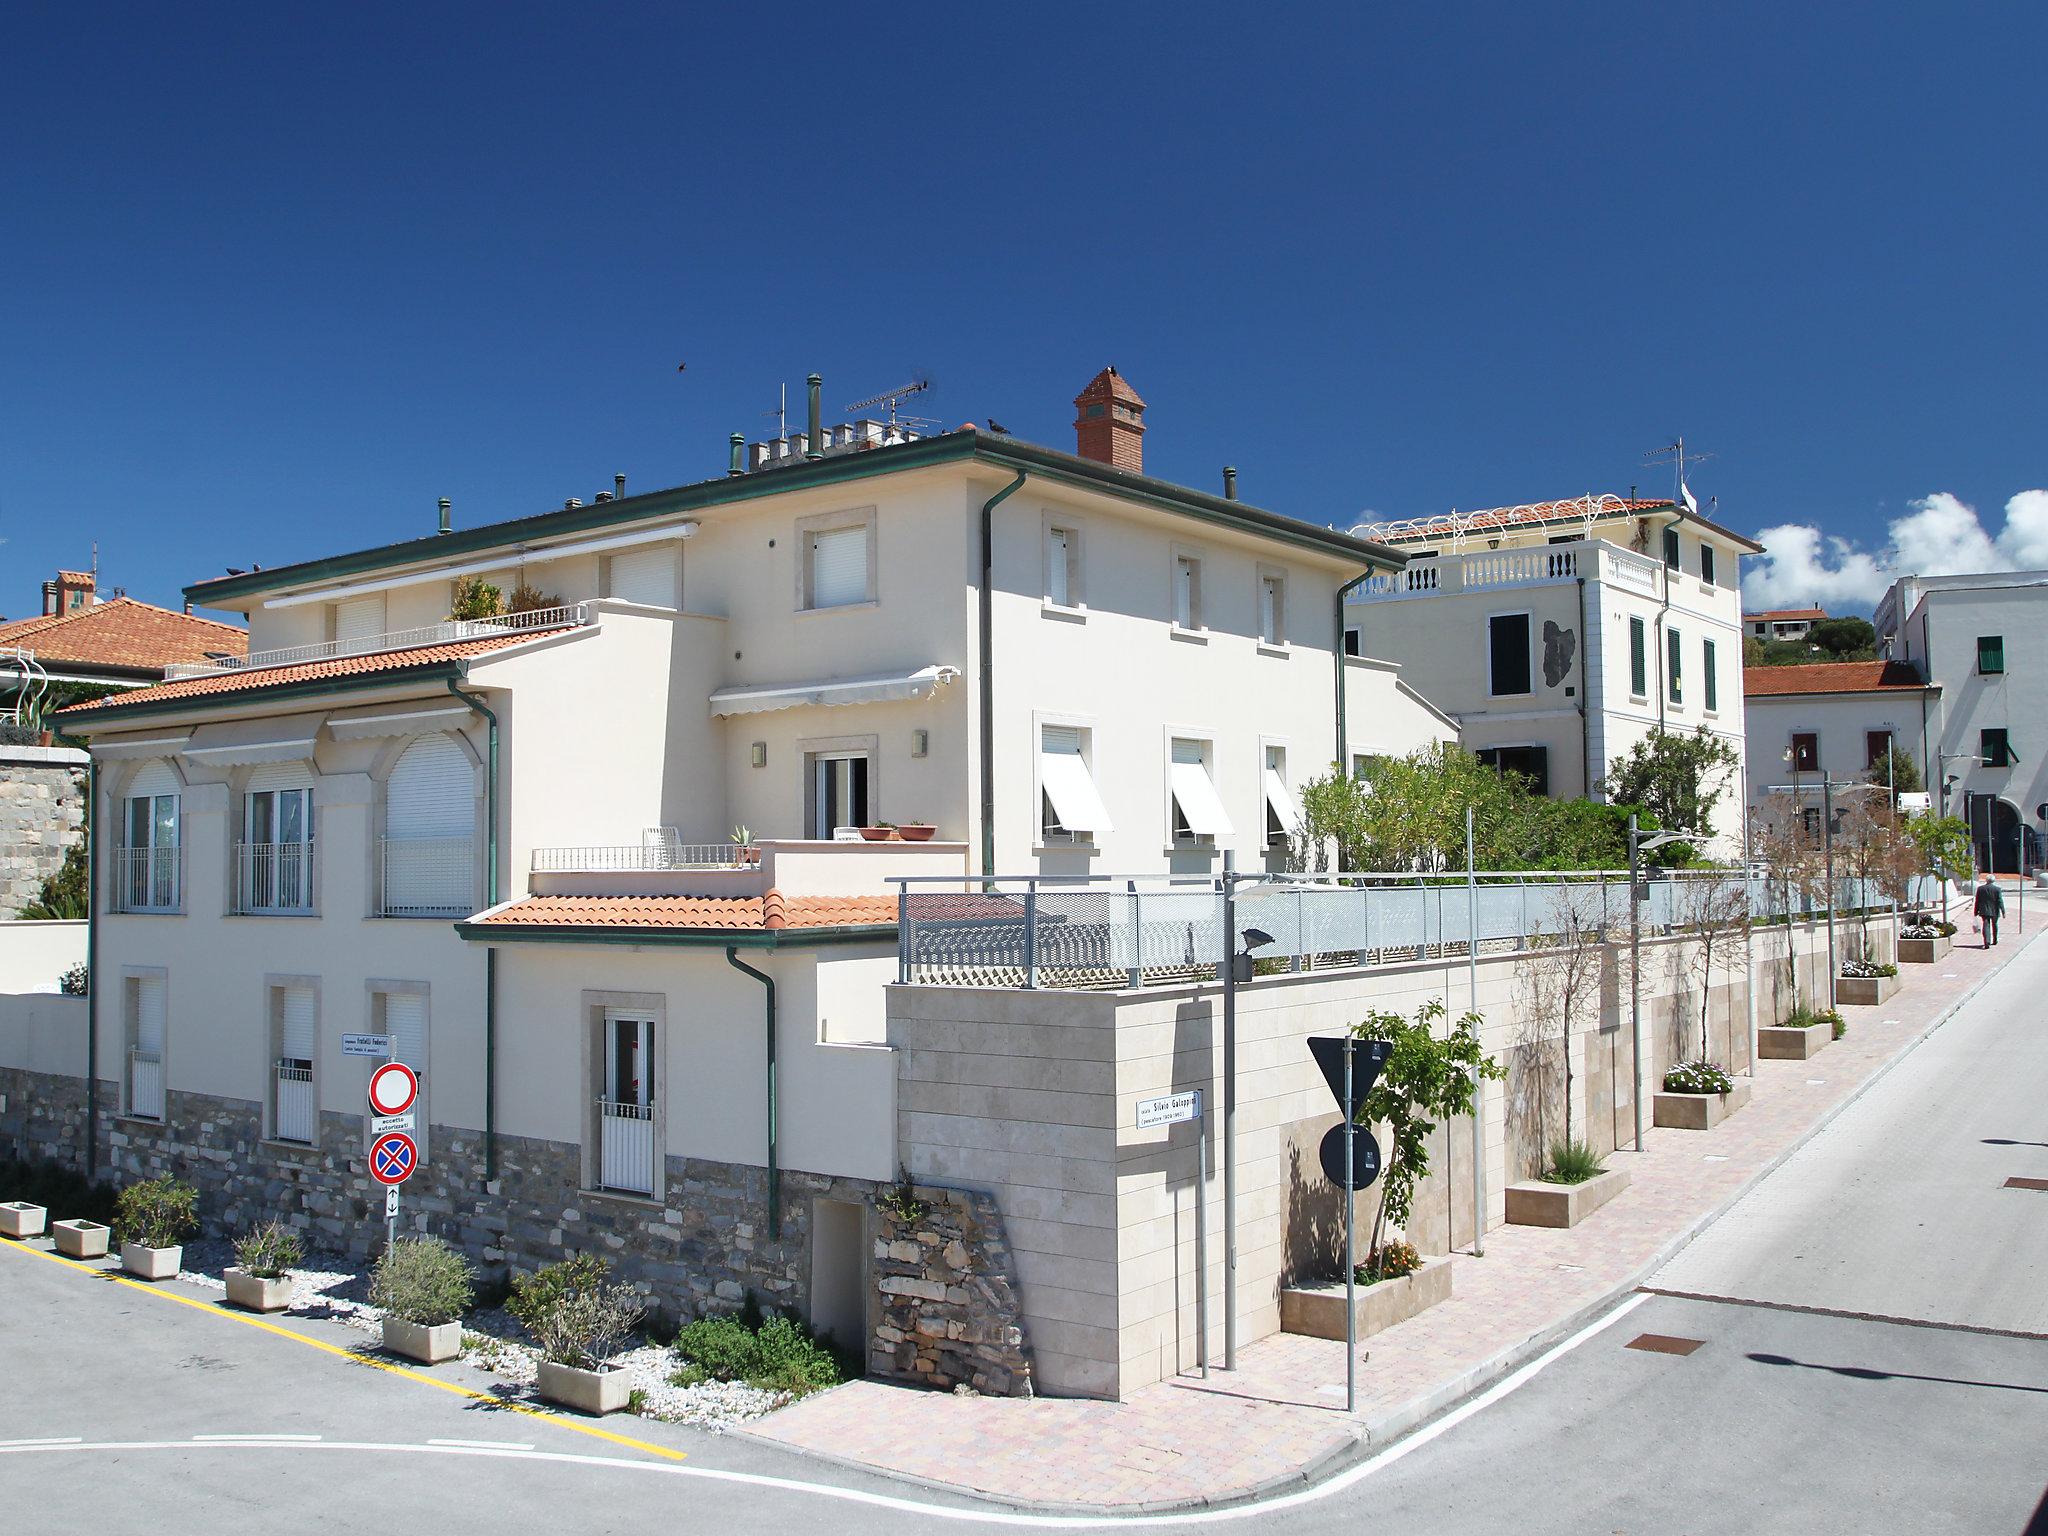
[
  {"x1": 810, "y1": 526, "x2": 867, "y2": 608},
  {"x1": 129, "y1": 762, "x2": 180, "y2": 801},
  {"x1": 1629, "y1": 618, "x2": 1647, "y2": 697},
  {"x1": 247, "y1": 762, "x2": 315, "y2": 795},
  {"x1": 1978, "y1": 636, "x2": 2005, "y2": 674},
  {"x1": 135, "y1": 976, "x2": 166, "y2": 1053},
  {"x1": 1260, "y1": 576, "x2": 1283, "y2": 643},
  {"x1": 385, "y1": 736, "x2": 472, "y2": 840},
  {"x1": 1167, "y1": 740, "x2": 1231, "y2": 836},
  {"x1": 607, "y1": 546, "x2": 678, "y2": 608},
  {"x1": 1047, "y1": 529, "x2": 1070, "y2": 606},
  {"x1": 1174, "y1": 558, "x2": 1198, "y2": 627},
  {"x1": 1703, "y1": 638, "x2": 1718, "y2": 711},
  {"x1": 1700, "y1": 545, "x2": 1715, "y2": 584},
  {"x1": 333, "y1": 595, "x2": 383, "y2": 645},
  {"x1": 385, "y1": 993, "x2": 427, "y2": 1075},
  {"x1": 1039, "y1": 725, "x2": 1112, "y2": 833},
  {"x1": 279, "y1": 986, "x2": 315, "y2": 1063}
]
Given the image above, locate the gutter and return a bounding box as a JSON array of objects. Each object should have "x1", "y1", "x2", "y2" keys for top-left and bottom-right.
[
  {"x1": 724, "y1": 948, "x2": 780, "y2": 1240},
  {"x1": 978, "y1": 469, "x2": 1028, "y2": 878},
  {"x1": 56, "y1": 659, "x2": 471, "y2": 729},
  {"x1": 451, "y1": 921, "x2": 899, "y2": 949},
  {"x1": 85, "y1": 757, "x2": 98, "y2": 1179},
  {"x1": 444, "y1": 675, "x2": 501, "y2": 1177},
  {"x1": 1575, "y1": 575, "x2": 1593, "y2": 795}
]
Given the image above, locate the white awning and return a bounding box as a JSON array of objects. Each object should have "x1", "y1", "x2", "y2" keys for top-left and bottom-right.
[
  {"x1": 1263, "y1": 766, "x2": 1301, "y2": 832},
  {"x1": 708, "y1": 665, "x2": 960, "y2": 718},
  {"x1": 326, "y1": 700, "x2": 476, "y2": 742},
  {"x1": 89, "y1": 732, "x2": 193, "y2": 761},
  {"x1": 1041, "y1": 739, "x2": 1113, "y2": 833},
  {"x1": 180, "y1": 712, "x2": 325, "y2": 767},
  {"x1": 1169, "y1": 760, "x2": 1232, "y2": 837}
]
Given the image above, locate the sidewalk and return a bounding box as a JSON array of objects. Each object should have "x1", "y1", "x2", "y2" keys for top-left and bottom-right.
[{"x1": 747, "y1": 923, "x2": 2038, "y2": 1512}]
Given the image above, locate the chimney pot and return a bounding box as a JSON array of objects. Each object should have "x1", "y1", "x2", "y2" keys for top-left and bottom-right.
[
  {"x1": 438, "y1": 497, "x2": 452, "y2": 535},
  {"x1": 1222, "y1": 466, "x2": 1238, "y2": 501},
  {"x1": 615, "y1": 473, "x2": 627, "y2": 500},
  {"x1": 806, "y1": 374, "x2": 823, "y2": 460}
]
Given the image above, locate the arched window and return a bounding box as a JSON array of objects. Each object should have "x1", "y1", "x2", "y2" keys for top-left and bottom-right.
[{"x1": 379, "y1": 735, "x2": 474, "y2": 916}]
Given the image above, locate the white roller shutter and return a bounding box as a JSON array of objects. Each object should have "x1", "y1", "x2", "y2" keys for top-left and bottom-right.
[
  {"x1": 1047, "y1": 529, "x2": 1071, "y2": 606},
  {"x1": 809, "y1": 525, "x2": 867, "y2": 608},
  {"x1": 385, "y1": 736, "x2": 472, "y2": 840},
  {"x1": 385, "y1": 993, "x2": 426, "y2": 1075},
  {"x1": 607, "y1": 545, "x2": 678, "y2": 608},
  {"x1": 1169, "y1": 739, "x2": 1232, "y2": 837},
  {"x1": 1040, "y1": 726, "x2": 1113, "y2": 833},
  {"x1": 135, "y1": 976, "x2": 166, "y2": 1053},
  {"x1": 247, "y1": 761, "x2": 315, "y2": 794},
  {"x1": 279, "y1": 985, "x2": 315, "y2": 1062},
  {"x1": 128, "y1": 762, "x2": 181, "y2": 800},
  {"x1": 333, "y1": 595, "x2": 384, "y2": 645}
]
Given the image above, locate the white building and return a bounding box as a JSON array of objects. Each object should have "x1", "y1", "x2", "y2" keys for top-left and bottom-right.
[
  {"x1": 1743, "y1": 605, "x2": 1828, "y2": 643},
  {"x1": 1877, "y1": 571, "x2": 2048, "y2": 872},
  {"x1": 1344, "y1": 494, "x2": 1761, "y2": 843},
  {"x1": 1740, "y1": 660, "x2": 1940, "y2": 811}
]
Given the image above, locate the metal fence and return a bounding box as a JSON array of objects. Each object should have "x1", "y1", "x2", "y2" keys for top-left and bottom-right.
[
  {"x1": 274, "y1": 1064, "x2": 315, "y2": 1143},
  {"x1": 893, "y1": 869, "x2": 1942, "y2": 991},
  {"x1": 233, "y1": 841, "x2": 315, "y2": 914},
  {"x1": 532, "y1": 835, "x2": 759, "y2": 873},
  {"x1": 129, "y1": 1050, "x2": 164, "y2": 1120},
  {"x1": 597, "y1": 1099, "x2": 655, "y2": 1194},
  {"x1": 112, "y1": 846, "x2": 180, "y2": 913},
  {"x1": 162, "y1": 604, "x2": 593, "y2": 681}
]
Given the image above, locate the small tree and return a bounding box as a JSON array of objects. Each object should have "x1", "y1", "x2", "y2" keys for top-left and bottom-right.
[
  {"x1": 1675, "y1": 875, "x2": 1751, "y2": 1062},
  {"x1": 448, "y1": 576, "x2": 504, "y2": 621},
  {"x1": 506, "y1": 583, "x2": 562, "y2": 615},
  {"x1": 1866, "y1": 744, "x2": 1922, "y2": 803},
  {"x1": 1905, "y1": 813, "x2": 1973, "y2": 891},
  {"x1": 1515, "y1": 884, "x2": 1606, "y2": 1159},
  {"x1": 1602, "y1": 727, "x2": 1741, "y2": 848},
  {"x1": 1808, "y1": 616, "x2": 1877, "y2": 658},
  {"x1": 1351, "y1": 1000, "x2": 1503, "y2": 1263}
]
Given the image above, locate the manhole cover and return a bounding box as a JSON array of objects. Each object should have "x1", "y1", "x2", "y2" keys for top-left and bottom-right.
[
  {"x1": 1627, "y1": 1334, "x2": 1705, "y2": 1357},
  {"x1": 2005, "y1": 1177, "x2": 2048, "y2": 1192}
]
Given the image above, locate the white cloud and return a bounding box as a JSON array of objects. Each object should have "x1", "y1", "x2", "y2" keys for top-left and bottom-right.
[{"x1": 1741, "y1": 490, "x2": 2048, "y2": 612}]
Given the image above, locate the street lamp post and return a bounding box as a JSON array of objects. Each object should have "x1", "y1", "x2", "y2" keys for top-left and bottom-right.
[{"x1": 1627, "y1": 814, "x2": 1697, "y2": 1151}]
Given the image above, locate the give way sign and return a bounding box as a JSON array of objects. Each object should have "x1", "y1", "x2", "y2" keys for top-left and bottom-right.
[{"x1": 368, "y1": 1061, "x2": 418, "y2": 1118}]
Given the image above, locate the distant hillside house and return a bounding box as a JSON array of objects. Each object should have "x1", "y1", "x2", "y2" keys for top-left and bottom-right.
[{"x1": 1743, "y1": 606, "x2": 1829, "y2": 642}]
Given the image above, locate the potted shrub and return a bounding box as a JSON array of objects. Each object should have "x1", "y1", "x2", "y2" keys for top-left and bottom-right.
[
  {"x1": 1759, "y1": 1004, "x2": 1834, "y2": 1061},
  {"x1": 1898, "y1": 918, "x2": 1955, "y2": 964},
  {"x1": 0, "y1": 1200, "x2": 47, "y2": 1240},
  {"x1": 857, "y1": 823, "x2": 896, "y2": 842},
  {"x1": 224, "y1": 1220, "x2": 302, "y2": 1312},
  {"x1": 52, "y1": 1218, "x2": 110, "y2": 1258},
  {"x1": 1505, "y1": 1138, "x2": 1632, "y2": 1229},
  {"x1": 1653, "y1": 1060, "x2": 1751, "y2": 1131},
  {"x1": 371, "y1": 1236, "x2": 475, "y2": 1364},
  {"x1": 115, "y1": 1176, "x2": 197, "y2": 1279},
  {"x1": 1838, "y1": 957, "x2": 1901, "y2": 1005},
  {"x1": 895, "y1": 821, "x2": 937, "y2": 842},
  {"x1": 508, "y1": 1255, "x2": 644, "y2": 1415}
]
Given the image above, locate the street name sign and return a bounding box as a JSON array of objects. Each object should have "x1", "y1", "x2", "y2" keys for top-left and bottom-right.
[
  {"x1": 1135, "y1": 1090, "x2": 1202, "y2": 1129},
  {"x1": 342, "y1": 1034, "x2": 394, "y2": 1059}
]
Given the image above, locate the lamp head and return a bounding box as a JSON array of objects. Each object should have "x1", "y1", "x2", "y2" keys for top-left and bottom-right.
[{"x1": 1240, "y1": 927, "x2": 1275, "y2": 952}]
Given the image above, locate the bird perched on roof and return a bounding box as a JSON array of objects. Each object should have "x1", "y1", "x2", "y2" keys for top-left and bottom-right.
[{"x1": 987, "y1": 418, "x2": 1010, "y2": 434}]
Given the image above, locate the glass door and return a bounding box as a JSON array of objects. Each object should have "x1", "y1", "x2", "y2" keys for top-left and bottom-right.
[{"x1": 809, "y1": 753, "x2": 870, "y2": 837}]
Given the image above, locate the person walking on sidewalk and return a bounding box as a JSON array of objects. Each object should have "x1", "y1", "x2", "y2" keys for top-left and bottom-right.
[{"x1": 1974, "y1": 874, "x2": 2006, "y2": 947}]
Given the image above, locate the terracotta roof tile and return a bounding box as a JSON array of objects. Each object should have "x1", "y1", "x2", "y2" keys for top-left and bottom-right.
[
  {"x1": 1743, "y1": 660, "x2": 1933, "y2": 698},
  {"x1": 0, "y1": 598, "x2": 246, "y2": 673},
  {"x1": 1742, "y1": 607, "x2": 1829, "y2": 621},
  {"x1": 473, "y1": 893, "x2": 900, "y2": 931},
  {"x1": 56, "y1": 630, "x2": 556, "y2": 716}
]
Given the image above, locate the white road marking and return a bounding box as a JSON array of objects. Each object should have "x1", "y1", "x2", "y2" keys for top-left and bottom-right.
[
  {"x1": 428, "y1": 1438, "x2": 535, "y2": 1451},
  {"x1": 192, "y1": 1433, "x2": 322, "y2": 1442},
  {"x1": 0, "y1": 1293, "x2": 1653, "y2": 1529},
  {"x1": 0, "y1": 1437, "x2": 82, "y2": 1447}
]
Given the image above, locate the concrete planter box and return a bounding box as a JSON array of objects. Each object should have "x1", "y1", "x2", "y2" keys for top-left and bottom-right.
[
  {"x1": 0, "y1": 1202, "x2": 46, "y2": 1239},
  {"x1": 120, "y1": 1241, "x2": 182, "y2": 1280},
  {"x1": 1653, "y1": 1078, "x2": 1753, "y2": 1131},
  {"x1": 382, "y1": 1318, "x2": 463, "y2": 1364},
  {"x1": 1280, "y1": 1255, "x2": 1453, "y2": 1341},
  {"x1": 1505, "y1": 1166, "x2": 1632, "y2": 1229},
  {"x1": 536, "y1": 1360, "x2": 632, "y2": 1416},
  {"x1": 1898, "y1": 934, "x2": 1952, "y2": 965},
  {"x1": 1758, "y1": 1024, "x2": 1831, "y2": 1061},
  {"x1": 1837, "y1": 972, "x2": 1901, "y2": 1006},
  {"x1": 224, "y1": 1267, "x2": 293, "y2": 1313},
  {"x1": 52, "y1": 1219, "x2": 110, "y2": 1258}
]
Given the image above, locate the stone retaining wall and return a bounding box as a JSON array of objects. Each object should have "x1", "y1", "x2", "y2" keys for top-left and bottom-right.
[
  {"x1": 871, "y1": 1183, "x2": 1033, "y2": 1396},
  {"x1": 0, "y1": 749, "x2": 86, "y2": 918}
]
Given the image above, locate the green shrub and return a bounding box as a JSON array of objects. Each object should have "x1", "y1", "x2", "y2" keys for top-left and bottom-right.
[
  {"x1": 1544, "y1": 1139, "x2": 1604, "y2": 1185},
  {"x1": 1663, "y1": 1061, "x2": 1734, "y2": 1095},
  {"x1": 448, "y1": 576, "x2": 504, "y2": 620},
  {"x1": 673, "y1": 1310, "x2": 843, "y2": 1397},
  {"x1": 115, "y1": 1176, "x2": 198, "y2": 1249},
  {"x1": 508, "y1": 1255, "x2": 643, "y2": 1369},
  {"x1": 58, "y1": 962, "x2": 88, "y2": 997},
  {"x1": 18, "y1": 844, "x2": 87, "y2": 920},
  {"x1": 1356, "y1": 1240, "x2": 1423, "y2": 1286},
  {"x1": 232, "y1": 1219, "x2": 303, "y2": 1278},
  {"x1": 370, "y1": 1236, "x2": 475, "y2": 1325},
  {"x1": 0, "y1": 1156, "x2": 115, "y2": 1224},
  {"x1": 667, "y1": 1361, "x2": 707, "y2": 1389},
  {"x1": 673, "y1": 1315, "x2": 760, "y2": 1382}
]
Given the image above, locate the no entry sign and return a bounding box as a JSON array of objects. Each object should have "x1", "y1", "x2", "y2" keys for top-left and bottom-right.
[
  {"x1": 367, "y1": 1061, "x2": 418, "y2": 1117},
  {"x1": 369, "y1": 1131, "x2": 418, "y2": 1187}
]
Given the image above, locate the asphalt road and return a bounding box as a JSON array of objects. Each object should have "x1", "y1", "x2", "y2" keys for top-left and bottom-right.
[{"x1": 2, "y1": 935, "x2": 2044, "y2": 1534}]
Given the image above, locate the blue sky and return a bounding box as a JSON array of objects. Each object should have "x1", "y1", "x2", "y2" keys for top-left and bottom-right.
[{"x1": 2, "y1": 3, "x2": 2041, "y2": 620}]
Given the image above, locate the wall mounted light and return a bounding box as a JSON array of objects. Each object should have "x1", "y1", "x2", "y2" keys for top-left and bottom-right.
[{"x1": 751, "y1": 742, "x2": 767, "y2": 769}]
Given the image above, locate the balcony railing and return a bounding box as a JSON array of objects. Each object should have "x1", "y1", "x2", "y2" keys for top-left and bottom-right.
[
  {"x1": 162, "y1": 604, "x2": 594, "y2": 681},
  {"x1": 233, "y1": 841, "x2": 315, "y2": 915},
  {"x1": 597, "y1": 1099, "x2": 655, "y2": 1195},
  {"x1": 112, "y1": 847, "x2": 180, "y2": 913},
  {"x1": 1354, "y1": 540, "x2": 1665, "y2": 604},
  {"x1": 378, "y1": 836, "x2": 476, "y2": 917},
  {"x1": 129, "y1": 1050, "x2": 164, "y2": 1120},
  {"x1": 274, "y1": 1063, "x2": 314, "y2": 1143},
  {"x1": 533, "y1": 836, "x2": 761, "y2": 873}
]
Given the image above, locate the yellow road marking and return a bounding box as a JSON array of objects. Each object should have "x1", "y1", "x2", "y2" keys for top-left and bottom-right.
[{"x1": 1, "y1": 1238, "x2": 685, "y2": 1462}]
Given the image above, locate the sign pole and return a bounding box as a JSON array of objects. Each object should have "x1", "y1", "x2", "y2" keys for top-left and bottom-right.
[
  {"x1": 1220, "y1": 852, "x2": 1237, "y2": 1372},
  {"x1": 1343, "y1": 1036, "x2": 1356, "y2": 1415},
  {"x1": 386, "y1": 1187, "x2": 399, "y2": 1254},
  {"x1": 1195, "y1": 1096, "x2": 1209, "y2": 1380},
  {"x1": 1629, "y1": 815, "x2": 1644, "y2": 1153}
]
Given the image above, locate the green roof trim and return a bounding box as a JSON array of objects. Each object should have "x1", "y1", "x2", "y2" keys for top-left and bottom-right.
[
  {"x1": 453, "y1": 919, "x2": 898, "y2": 951},
  {"x1": 186, "y1": 432, "x2": 1399, "y2": 608}
]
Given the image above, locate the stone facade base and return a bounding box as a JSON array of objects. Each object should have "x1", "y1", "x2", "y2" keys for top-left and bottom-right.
[
  {"x1": 1758, "y1": 1025, "x2": 1830, "y2": 1061},
  {"x1": 1504, "y1": 1166, "x2": 1631, "y2": 1229},
  {"x1": 1280, "y1": 1255, "x2": 1454, "y2": 1341},
  {"x1": 871, "y1": 1185, "x2": 1033, "y2": 1397},
  {"x1": 1653, "y1": 1079, "x2": 1753, "y2": 1131}
]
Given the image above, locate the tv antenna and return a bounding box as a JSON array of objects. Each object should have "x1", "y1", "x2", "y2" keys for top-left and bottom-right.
[
  {"x1": 1643, "y1": 437, "x2": 1715, "y2": 505},
  {"x1": 846, "y1": 374, "x2": 934, "y2": 427},
  {"x1": 762, "y1": 382, "x2": 788, "y2": 438}
]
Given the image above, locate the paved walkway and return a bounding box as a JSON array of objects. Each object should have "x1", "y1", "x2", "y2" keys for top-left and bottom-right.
[{"x1": 748, "y1": 916, "x2": 2038, "y2": 1512}]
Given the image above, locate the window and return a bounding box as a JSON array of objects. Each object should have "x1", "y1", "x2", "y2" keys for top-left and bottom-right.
[
  {"x1": 1039, "y1": 725, "x2": 1112, "y2": 844},
  {"x1": 1343, "y1": 626, "x2": 1361, "y2": 657},
  {"x1": 1790, "y1": 732, "x2": 1820, "y2": 773},
  {"x1": 1703, "y1": 638, "x2": 1719, "y2": 712},
  {"x1": 1629, "y1": 617, "x2": 1648, "y2": 698},
  {"x1": 1351, "y1": 752, "x2": 1389, "y2": 785},
  {"x1": 1262, "y1": 745, "x2": 1299, "y2": 846},
  {"x1": 270, "y1": 981, "x2": 316, "y2": 1144},
  {"x1": 1476, "y1": 745, "x2": 1551, "y2": 796},
  {"x1": 808, "y1": 751, "x2": 870, "y2": 836},
  {"x1": 1982, "y1": 728, "x2": 2014, "y2": 768},
  {"x1": 605, "y1": 545, "x2": 678, "y2": 608},
  {"x1": 1978, "y1": 635, "x2": 2005, "y2": 675},
  {"x1": 125, "y1": 973, "x2": 167, "y2": 1120},
  {"x1": 1666, "y1": 627, "x2": 1683, "y2": 704},
  {"x1": 1045, "y1": 525, "x2": 1081, "y2": 608},
  {"x1": 1662, "y1": 526, "x2": 1681, "y2": 570},
  {"x1": 1167, "y1": 737, "x2": 1231, "y2": 844},
  {"x1": 1866, "y1": 730, "x2": 1893, "y2": 769},
  {"x1": 1258, "y1": 569, "x2": 1286, "y2": 646},
  {"x1": 119, "y1": 762, "x2": 181, "y2": 911},
  {"x1": 597, "y1": 1009, "x2": 656, "y2": 1196},
  {"x1": 377, "y1": 988, "x2": 430, "y2": 1159},
  {"x1": 380, "y1": 735, "x2": 475, "y2": 917},
  {"x1": 331, "y1": 594, "x2": 384, "y2": 648},
  {"x1": 1488, "y1": 613, "x2": 1531, "y2": 697},
  {"x1": 1700, "y1": 544, "x2": 1716, "y2": 585},
  {"x1": 805, "y1": 522, "x2": 870, "y2": 609},
  {"x1": 1172, "y1": 554, "x2": 1203, "y2": 630},
  {"x1": 237, "y1": 765, "x2": 314, "y2": 914}
]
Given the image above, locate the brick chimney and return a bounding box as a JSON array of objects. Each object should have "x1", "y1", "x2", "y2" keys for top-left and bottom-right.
[
  {"x1": 1073, "y1": 366, "x2": 1146, "y2": 473},
  {"x1": 45, "y1": 570, "x2": 95, "y2": 615}
]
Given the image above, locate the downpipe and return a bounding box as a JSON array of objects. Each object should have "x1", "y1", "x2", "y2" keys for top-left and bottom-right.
[
  {"x1": 978, "y1": 469, "x2": 1028, "y2": 881},
  {"x1": 726, "y1": 948, "x2": 780, "y2": 1239},
  {"x1": 445, "y1": 677, "x2": 501, "y2": 1177},
  {"x1": 85, "y1": 757, "x2": 99, "y2": 1178}
]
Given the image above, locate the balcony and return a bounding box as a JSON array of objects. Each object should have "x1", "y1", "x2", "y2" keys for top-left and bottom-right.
[
  {"x1": 1354, "y1": 539, "x2": 1664, "y2": 604},
  {"x1": 597, "y1": 1099, "x2": 656, "y2": 1195},
  {"x1": 112, "y1": 847, "x2": 181, "y2": 913},
  {"x1": 532, "y1": 831, "x2": 761, "y2": 874},
  {"x1": 274, "y1": 1063, "x2": 315, "y2": 1143},
  {"x1": 378, "y1": 836, "x2": 476, "y2": 917},
  {"x1": 128, "y1": 1050, "x2": 164, "y2": 1120},
  {"x1": 233, "y1": 841, "x2": 315, "y2": 915},
  {"x1": 162, "y1": 604, "x2": 595, "y2": 682}
]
